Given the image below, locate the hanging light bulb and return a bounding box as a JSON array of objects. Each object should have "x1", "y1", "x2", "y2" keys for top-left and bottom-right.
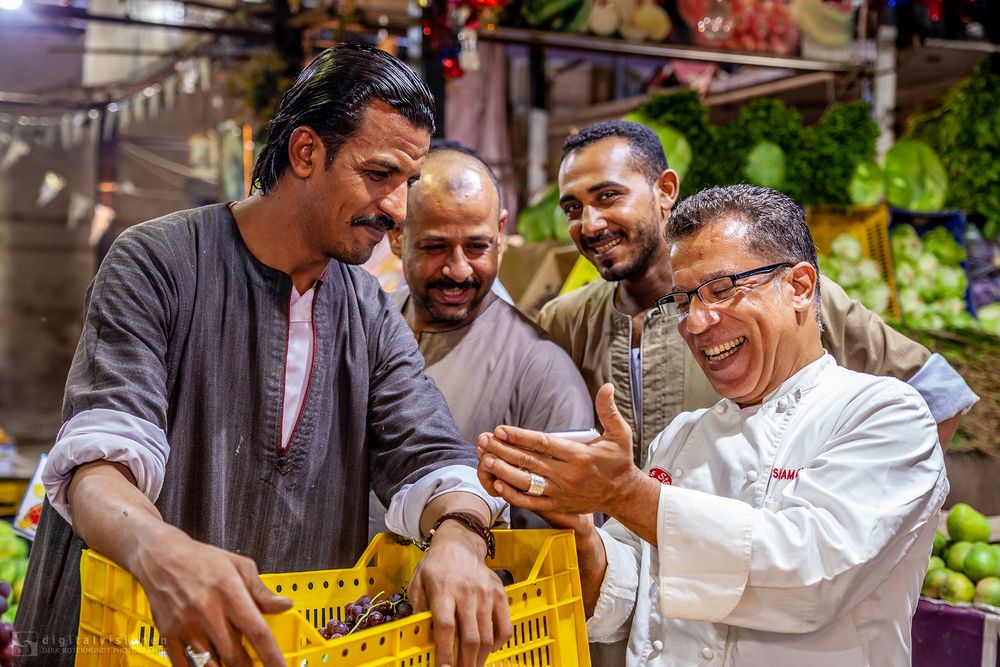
[{"x1": 697, "y1": 0, "x2": 734, "y2": 42}]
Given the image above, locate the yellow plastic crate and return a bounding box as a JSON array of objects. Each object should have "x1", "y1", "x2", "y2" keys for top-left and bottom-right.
[
  {"x1": 76, "y1": 529, "x2": 592, "y2": 667},
  {"x1": 806, "y1": 205, "x2": 901, "y2": 322}
]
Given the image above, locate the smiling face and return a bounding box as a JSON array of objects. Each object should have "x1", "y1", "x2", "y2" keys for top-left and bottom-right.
[
  {"x1": 389, "y1": 150, "x2": 506, "y2": 332},
  {"x1": 558, "y1": 137, "x2": 676, "y2": 282},
  {"x1": 300, "y1": 101, "x2": 430, "y2": 265},
  {"x1": 670, "y1": 217, "x2": 814, "y2": 406}
]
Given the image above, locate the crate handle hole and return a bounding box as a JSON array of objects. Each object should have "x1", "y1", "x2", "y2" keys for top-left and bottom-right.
[
  {"x1": 338, "y1": 580, "x2": 344, "y2": 588},
  {"x1": 521, "y1": 592, "x2": 528, "y2": 602},
  {"x1": 493, "y1": 569, "x2": 515, "y2": 587},
  {"x1": 353, "y1": 579, "x2": 360, "y2": 586},
  {"x1": 535, "y1": 588, "x2": 541, "y2": 597},
  {"x1": 276, "y1": 585, "x2": 282, "y2": 593},
  {"x1": 292, "y1": 583, "x2": 298, "y2": 592},
  {"x1": 379, "y1": 637, "x2": 385, "y2": 646},
  {"x1": 308, "y1": 582, "x2": 314, "y2": 590},
  {"x1": 342, "y1": 649, "x2": 349, "y2": 658},
  {"x1": 361, "y1": 642, "x2": 367, "y2": 651},
  {"x1": 323, "y1": 580, "x2": 330, "y2": 589}
]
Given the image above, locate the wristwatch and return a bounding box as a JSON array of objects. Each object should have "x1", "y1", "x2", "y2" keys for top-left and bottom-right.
[{"x1": 417, "y1": 511, "x2": 496, "y2": 560}]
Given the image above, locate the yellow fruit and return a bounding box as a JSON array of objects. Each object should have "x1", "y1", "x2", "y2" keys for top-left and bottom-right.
[
  {"x1": 947, "y1": 503, "x2": 992, "y2": 543},
  {"x1": 941, "y1": 572, "x2": 976, "y2": 603},
  {"x1": 922, "y1": 567, "x2": 953, "y2": 598},
  {"x1": 974, "y1": 577, "x2": 1000, "y2": 607}
]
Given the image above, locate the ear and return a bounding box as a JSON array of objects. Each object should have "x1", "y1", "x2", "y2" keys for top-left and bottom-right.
[
  {"x1": 787, "y1": 262, "x2": 818, "y2": 313},
  {"x1": 287, "y1": 126, "x2": 323, "y2": 179},
  {"x1": 387, "y1": 227, "x2": 403, "y2": 258},
  {"x1": 655, "y1": 169, "x2": 680, "y2": 219}
]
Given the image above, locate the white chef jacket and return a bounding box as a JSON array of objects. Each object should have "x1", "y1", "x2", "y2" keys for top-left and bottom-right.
[{"x1": 588, "y1": 353, "x2": 949, "y2": 667}]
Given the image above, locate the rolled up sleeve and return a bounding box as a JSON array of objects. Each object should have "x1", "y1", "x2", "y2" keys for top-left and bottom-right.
[
  {"x1": 43, "y1": 408, "x2": 169, "y2": 525},
  {"x1": 383, "y1": 464, "x2": 506, "y2": 541},
  {"x1": 907, "y1": 352, "x2": 979, "y2": 421}
]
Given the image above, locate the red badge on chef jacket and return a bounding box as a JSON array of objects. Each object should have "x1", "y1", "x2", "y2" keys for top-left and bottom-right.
[{"x1": 649, "y1": 468, "x2": 672, "y2": 485}]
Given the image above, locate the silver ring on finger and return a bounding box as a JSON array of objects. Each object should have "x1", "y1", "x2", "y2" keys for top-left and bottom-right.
[
  {"x1": 526, "y1": 472, "x2": 547, "y2": 496},
  {"x1": 185, "y1": 645, "x2": 213, "y2": 667}
]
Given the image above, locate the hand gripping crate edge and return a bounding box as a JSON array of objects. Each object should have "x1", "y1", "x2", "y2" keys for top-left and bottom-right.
[{"x1": 75, "y1": 529, "x2": 593, "y2": 667}]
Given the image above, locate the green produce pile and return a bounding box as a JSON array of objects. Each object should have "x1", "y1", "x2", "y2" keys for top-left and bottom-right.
[
  {"x1": 895, "y1": 326, "x2": 1000, "y2": 455},
  {"x1": 632, "y1": 91, "x2": 878, "y2": 207},
  {"x1": 891, "y1": 225, "x2": 975, "y2": 331},
  {"x1": 908, "y1": 54, "x2": 1000, "y2": 240},
  {"x1": 0, "y1": 523, "x2": 27, "y2": 624},
  {"x1": 817, "y1": 234, "x2": 892, "y2": 320},
  {"x1": 923, "y1": 503, "x2": 1000, "y2": 608}
]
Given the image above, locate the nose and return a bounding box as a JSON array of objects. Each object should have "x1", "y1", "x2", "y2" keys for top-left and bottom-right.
[
  {"x1": 682, "y1": 295, "x2": 720, "y2": 334},
  {"x1": 443, "y1": 247, "x2": 473, "y2": 282},
  {"x1": 580, "y1": 206, "x2": 607, "y2": 238},
  {"x1": 380, "y1": 182, "x2": 408, "y2": 226}
]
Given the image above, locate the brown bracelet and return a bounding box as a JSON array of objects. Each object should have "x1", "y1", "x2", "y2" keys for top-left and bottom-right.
[{"x1": 417, "y1": 511, "x2": 496, "y2": 559}]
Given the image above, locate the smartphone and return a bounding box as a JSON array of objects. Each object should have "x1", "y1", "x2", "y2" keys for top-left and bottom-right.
[{"x1": 549, "y1": 428, "x2": 600, "y2": 444}]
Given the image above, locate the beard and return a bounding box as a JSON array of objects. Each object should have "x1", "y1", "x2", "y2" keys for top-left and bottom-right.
[
  {"x1": 411, "y1": 276, "x2": 487, "y2": 327},
  {"x1": 585, "y1": 218, "x2": 664, "y2": 282}
]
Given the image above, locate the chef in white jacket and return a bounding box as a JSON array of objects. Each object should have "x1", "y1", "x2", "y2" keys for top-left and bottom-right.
[{"x1": 477, "y1": 184, "x2": 949, "y2": 667}]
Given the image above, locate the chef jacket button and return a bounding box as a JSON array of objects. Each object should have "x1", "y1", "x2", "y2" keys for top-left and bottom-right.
[
  {"x1": 746, "y1": 470, "x2": 759, "y2": 483},
  {"x1": 652, "y1": 640, "x2": 663, "y2": 652},
  {"x1": 674, "y1": 468, "x2": 684, "y2": 479},
  {"x1": 702, "y1": 647, "x2": 715, "y2": 660},
  {"x1": 776, "y1": 398, "x2": 788, "y2": 412}
]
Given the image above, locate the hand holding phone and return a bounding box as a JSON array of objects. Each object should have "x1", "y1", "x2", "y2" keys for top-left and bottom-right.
[{"x1": 548, "y1": 428, "x2": 600, "y2": 444}]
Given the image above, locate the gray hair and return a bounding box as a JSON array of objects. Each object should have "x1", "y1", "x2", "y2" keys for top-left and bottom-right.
[{"x1": 667, "y1": 184, "x2": 822, "y2": 325}]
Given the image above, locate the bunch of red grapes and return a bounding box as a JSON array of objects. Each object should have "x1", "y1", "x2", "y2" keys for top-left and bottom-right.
[
  {"x1": 321, "y1": 591, "x2": 415, "y2": 640},
  {"x1": 0, "y1": 582, "x2": 16, "y2": 667}
]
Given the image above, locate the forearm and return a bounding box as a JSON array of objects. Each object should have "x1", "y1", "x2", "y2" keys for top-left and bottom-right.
[
  {"x1": 419, "y1": 491, "x2": 493, "y2": 537},
  {"x1": 605, "y1": 469, "x2": 661, "y2": 547},
  {"x1": 67, "y1": 460, "x2": 183, "y2": 576},
  {"x1": 937, "y1": 413, "x2": 960, "y2": 451},
  {"x1": 575, "y1": 529, "x2": 608, "y2": 616}
]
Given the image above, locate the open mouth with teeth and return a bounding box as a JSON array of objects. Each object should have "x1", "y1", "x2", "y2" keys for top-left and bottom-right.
[
  {"x1": 587, "y1": 235, "x2": 624, "y2": 256},
  {"x1": 432, "y1": 286, "x2": 474, "y2": 305},
  {"x1": 703, "y1": 336, "x2": 747, "y2": 362}
]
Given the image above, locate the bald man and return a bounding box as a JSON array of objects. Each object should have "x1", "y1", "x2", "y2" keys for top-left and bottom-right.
[{"x1": 368, "y1": 145, "x2": 594, "y2": 534}]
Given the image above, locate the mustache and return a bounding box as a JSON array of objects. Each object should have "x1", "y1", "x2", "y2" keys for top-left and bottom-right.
[
  {"x1": 428, "y1": 277, "x2": 480, "y2": 291},
  {"x1": 351, "y1": 213, "x2": 396, "y2": 233}
]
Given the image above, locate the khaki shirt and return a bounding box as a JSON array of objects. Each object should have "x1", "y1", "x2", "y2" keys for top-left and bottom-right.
[{"x1": 536, "y1": 275, "x2": 930, "y2": 466}]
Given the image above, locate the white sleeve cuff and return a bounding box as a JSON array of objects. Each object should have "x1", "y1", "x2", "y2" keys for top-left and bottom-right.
[
  {"x1": 907, "y1": 352, "x2": 979, "y2": 421},
  {"x1": 383, "y1": 464, "x2": 506, "y2": 541},
  {"x1": 657, "y1": 484, "x2": 753, "y2": 623},
  {"x1": 42, "y1": 408, "x2": 169, "y2": 525},
  {"x1": 585, "y1": 526, "x2": 640, "y2": 642}
]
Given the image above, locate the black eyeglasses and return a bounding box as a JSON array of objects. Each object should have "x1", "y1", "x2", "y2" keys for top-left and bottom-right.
[{"x1": 656, "y1": 262, "x2": 793, "y2": 320}]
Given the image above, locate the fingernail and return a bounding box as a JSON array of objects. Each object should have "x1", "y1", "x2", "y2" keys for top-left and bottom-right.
[
  {"x1": 484, "y1": 454, "x2": 495, "y2": 467},
  {"x1": 496, "y1": 428, "x2": 507, "y2": 439},
  {"x1": 494, "y1": 480, "x2": 503, "y2": 493}
]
